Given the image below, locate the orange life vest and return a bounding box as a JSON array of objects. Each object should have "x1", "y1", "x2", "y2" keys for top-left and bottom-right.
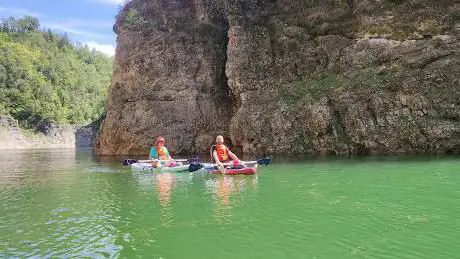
[
  {"x1": 214, "y1": 144, "x2": 228, "y2": 162},
  {"x1": 156, "y1": 146, "x2": 169, "y2": 160}
]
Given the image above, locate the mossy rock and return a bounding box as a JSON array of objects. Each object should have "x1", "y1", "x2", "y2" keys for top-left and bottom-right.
[
  {"x1": 280, "y1": 73, "x2": 343, "y2": 105},
  {"x1": 283, "y1": 26, "x2": 307, "y2": 39}
]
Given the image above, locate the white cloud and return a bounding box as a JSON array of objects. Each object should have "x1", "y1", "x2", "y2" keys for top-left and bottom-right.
[
  {"x1": 0, "y1": 6, "x2": 116, "y2": 56},
  {"x1": 85, "y1": 41, "x2": 116, "y2": 56},
  {"x1": 63, "y1": 19, "x2": 114, "y2": 29},
  {"x1": 40, "y1": 19, "x2": 116, "y2": 52},
  {"x1": 0, "y1": 6, "x2": 42, "y2": 17},
  {"x1": 43, "y1": 21, "x2": 110, "y2": 39}
]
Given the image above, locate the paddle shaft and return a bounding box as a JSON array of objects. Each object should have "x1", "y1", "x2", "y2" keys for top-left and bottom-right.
[
  {"x1": 187, "y1": 158, "x2": 270, "y2": 172},
  {"x1": 214, "y1": 160, "x2": 258, "y2": 166},
  {"x1": 136, "y1": 159, "x2": 188, "y2": 163}
]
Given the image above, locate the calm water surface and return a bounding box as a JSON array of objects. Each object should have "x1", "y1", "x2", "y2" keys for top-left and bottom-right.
[{"x1": 0, "y1": 149, "x2": 459, "y2": 258}]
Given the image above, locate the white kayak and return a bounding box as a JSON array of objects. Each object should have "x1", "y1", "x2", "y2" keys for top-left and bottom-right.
[{"x1": 130, "y1": 162, "x2": 189, "y2": 172}]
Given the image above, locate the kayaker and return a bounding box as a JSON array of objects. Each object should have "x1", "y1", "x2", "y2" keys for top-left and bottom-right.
[
  {"x1": 149, "y1": 136, "x2": 178, "y2": 168},
  {"x1": 211, "y1": 135, "x2": 241, "y2": 168}
]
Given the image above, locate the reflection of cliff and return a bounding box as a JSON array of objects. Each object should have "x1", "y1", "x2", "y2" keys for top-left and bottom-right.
[
  {"x1": 0, "y1": 150, "x2": 129, "y2": 257},
  {"x1": 97, "y1": 0, "x2": 459, "y2": 156},
  {"x1": 0, "y1": 149, "x2": 79, "y2": 188}
]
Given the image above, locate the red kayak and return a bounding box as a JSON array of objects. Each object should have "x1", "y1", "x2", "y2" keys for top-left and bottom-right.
[{"x1": 208, "y1": 167, "x2": 257, "y2": 175}]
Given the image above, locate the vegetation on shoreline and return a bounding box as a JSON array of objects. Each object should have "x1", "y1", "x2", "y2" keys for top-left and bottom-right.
[{"x1": 0, "y1": 16, "x2": 113, "y2": 128}]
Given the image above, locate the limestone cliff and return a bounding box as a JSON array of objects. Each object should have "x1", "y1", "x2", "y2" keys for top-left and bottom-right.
[{"x1": 96, "y1": 0, "x2": 459, "y2": 156}]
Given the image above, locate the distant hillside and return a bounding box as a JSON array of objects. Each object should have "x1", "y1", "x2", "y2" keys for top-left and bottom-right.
[{"x1": 0, "y1": 16, "x2": 113, "y2": 128}]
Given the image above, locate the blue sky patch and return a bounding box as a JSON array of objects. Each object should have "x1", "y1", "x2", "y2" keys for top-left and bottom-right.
[{"x1": 0, "y1": 0, "x2": 126, "y2": 56}]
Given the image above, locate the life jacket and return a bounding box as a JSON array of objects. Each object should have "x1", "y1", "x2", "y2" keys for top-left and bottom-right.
[
  {"x1": 156, "y1": 146, "x2": 169, "y2": 160},
  {"x1": 213, "y1": 144, "x2": 228, "y2": 162}
]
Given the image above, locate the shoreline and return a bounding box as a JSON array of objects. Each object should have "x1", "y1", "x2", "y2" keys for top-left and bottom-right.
[{"x1": 0, "y1": 125, "x2": 96, "y2": 150}]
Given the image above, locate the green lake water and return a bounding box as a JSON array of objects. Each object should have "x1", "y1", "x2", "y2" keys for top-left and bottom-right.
[{"x1": 0, "y1": 149, "x2": 459, "y2": 258}]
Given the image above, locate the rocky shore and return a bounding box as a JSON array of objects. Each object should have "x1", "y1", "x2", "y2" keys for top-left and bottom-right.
[{"x1": 0, "y1": 115, "x2": 98, "y2": 149}]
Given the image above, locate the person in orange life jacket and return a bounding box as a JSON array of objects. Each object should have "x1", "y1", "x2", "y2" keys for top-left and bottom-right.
[
  {"x1": 149, "y1": 136, "x2": 178, "y2": 168},
  {"x1": 211, "y1": 135, "x2": 241, "y2": 168}
]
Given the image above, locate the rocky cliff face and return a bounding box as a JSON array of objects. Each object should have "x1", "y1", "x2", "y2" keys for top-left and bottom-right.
[
  {"x1": 0, "y1": 115, "x2": 91, "y2": 149},
  {"x1": 96, "y1": 0, "x2": 459, "y2": 156}
]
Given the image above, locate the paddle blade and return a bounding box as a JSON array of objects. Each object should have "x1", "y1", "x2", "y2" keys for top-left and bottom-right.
[
  {"x1": 257, "y1": 157, "x2": 271, "y2": 166},
  {"x1": 188, "y1": 163, "x2": 204, "y2": 172},
  {"x1": 122, "y1": 159, "x2": 138, "y2": 165},
  {"x1": 187, "y1": 157, "x2": 200, "y2": 164}
]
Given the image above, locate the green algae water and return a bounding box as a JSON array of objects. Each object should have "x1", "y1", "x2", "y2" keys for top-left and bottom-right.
[{"x1": 0, "y1": 149, "x2": 459, "y2": 258}]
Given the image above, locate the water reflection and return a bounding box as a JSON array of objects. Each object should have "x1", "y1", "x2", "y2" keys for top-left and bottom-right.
[
  {"x1": 206, "y1": 175, "x2": 259, "y2": 206},
  {"x1": 156, "y1": 173, "x2": 176, "y2": 207},
  {"x1": 0, "y1": 149, "x2": 126, "y2": 258},
  {"x1": 205, "y1": 175, "x2": 259, "y2": 223},
  {"x1": 132, "y1": 171, "x2": 193, "y2": 207},
  {"x1": 216, "y1": 176, "x2": 232, "y2": 206},
  {"x1": 0, "y1": 149, "x2": 82, "y2": 191},
  {"x1": 0, "y1": 149, "x2": 78, "y2": 172}
]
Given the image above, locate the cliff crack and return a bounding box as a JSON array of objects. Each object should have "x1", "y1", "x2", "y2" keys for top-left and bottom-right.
[{"x1": 420, "y1": 51, "x2": 454, "y2": 69}]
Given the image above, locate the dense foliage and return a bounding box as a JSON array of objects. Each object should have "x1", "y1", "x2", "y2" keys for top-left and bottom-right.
[{"x1": 0, "y1": 16, "x2": 113, "y2": 127}]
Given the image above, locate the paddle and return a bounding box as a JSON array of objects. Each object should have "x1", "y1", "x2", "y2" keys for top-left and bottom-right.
[
  {"x1": 222, "y1": 157, "x2": 271, "y2": 167},
  {"x1": 216, "y1": 163, "x2": 226, "y2": 174},
  {"x1": 122, "y1": 157, "x2": 199, "y2": 165},
  {"x1": 188, "y1": 157, "x2": 271, "y2": 172}
]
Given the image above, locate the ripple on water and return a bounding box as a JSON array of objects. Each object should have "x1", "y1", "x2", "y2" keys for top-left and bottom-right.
[{"x1": 1, "y1": 153, "x2": 460, "y2": 258}]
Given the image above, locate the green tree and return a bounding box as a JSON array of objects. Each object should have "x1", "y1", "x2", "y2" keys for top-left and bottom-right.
[
  {"x1": 122, "y1": 8, "x2": 147, "y2": 30},
  {"x1": 17, "y1": 16, "x2": 39, "y2": 32},
  {"x1": 1, "y1": 16, "x2": 39, "y2": 32},
  {"x1": 0, "y1": 16, "x2": 113, "y2": 127}
]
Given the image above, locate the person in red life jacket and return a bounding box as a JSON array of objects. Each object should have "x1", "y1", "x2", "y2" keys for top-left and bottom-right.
[
  {"x1": 149, "y1": 136, "x2": 179, "y2": 168},
  {"x1": 211, "y1": 135, "x2": 241, "y2": 168}
]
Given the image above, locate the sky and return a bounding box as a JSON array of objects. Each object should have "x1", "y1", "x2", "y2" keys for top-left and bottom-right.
[{"x1": 0, "y1": 0, "x2": 127, "y2": 56}]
